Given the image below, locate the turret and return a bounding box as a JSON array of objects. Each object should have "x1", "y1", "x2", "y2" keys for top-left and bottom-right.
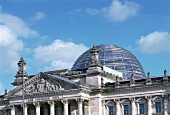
[
  {"x1": 86, "y1": 45, "x2": 103, "y2": 88},
  {"x1": 11, "y1": 56, "x2": 28, "y2": 88},
  {"x1": 87, "y1": 45, "x2": 103, "y2": 74}
]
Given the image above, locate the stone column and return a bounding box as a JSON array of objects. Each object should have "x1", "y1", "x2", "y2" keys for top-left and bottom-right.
[
  {"x1": 147, "y1": 96, "x2": 152, "y2": 115},
  {"x1": 24, "y1": 104, "x2": 28, "y2": 115},
  {"x1": 115, "y1": 99, "x2": 120, "y2": 115},
  {"x1": 10, "y1": 105, "x2": 15, "y2": 115},
  {"x1": 164, "y1": 95, "x2": 168, "y2": 115},
  {"x1": 131, "y1": 98, "x2": 136, "y2": 115},
  {"x1": 48, "y1": 101, "x2": 55, "y2": 115},
  {"x1": 76, "y1": 98, "x2": 84, "y2": 115},
  {"x1": 34, "y1": 102, "x2": 40, "y2": 115},
  {"x1": 62, "y1": 99, "x2": 69, "y2": 115}
]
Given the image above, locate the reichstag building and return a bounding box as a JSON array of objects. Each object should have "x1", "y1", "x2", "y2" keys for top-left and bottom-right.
[{"x1": 0, "y1": 44, "x2": 169, "y2": 115}]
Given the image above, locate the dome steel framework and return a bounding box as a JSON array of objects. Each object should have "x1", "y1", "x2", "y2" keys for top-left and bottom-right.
[{"x1": 71, "y1": 44, "x2": 145, "y2": 79}]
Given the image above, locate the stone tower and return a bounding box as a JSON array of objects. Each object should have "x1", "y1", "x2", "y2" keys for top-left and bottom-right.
[
  {"x1": 11, "y1": 56, "x2": 28, "y2": 88},
  {"x1": 86, "y1": 45, "x2": 103, "y2": 87}
]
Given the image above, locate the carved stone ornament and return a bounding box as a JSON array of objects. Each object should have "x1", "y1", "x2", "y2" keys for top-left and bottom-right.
[
  {"x1": 114, "y1": 99, "x2": 120, "y2": 103},
  {"x1": 84, "y1": 100, "x2": 90, "y2": 106},
  {"x1": 33, "y1": 102, "x2": 40, "y2": 107},
  {"x1": 24, "y1": 78, "x2": 64, "y2": 93},
  {"x1": 48, "y1": 101, "x2": 55, "y2": 106},
  {"x1": 61, "y1": 99, "x2": 69, "y2": 104},
  {"x1": 115, "y1": 76, "x2": 120, "y2": 85},
  {"x1": 145, "y1": 96, "x2": 152, "y2": 100},
  {"x1": 76, "y1": 98, "x2": 84, "y2": 103},
  {"x1": 130, "y1": 73, "x2": 135, "y2": 83},
  {"x1": 147, "y1": 71, "x2": 151, "y2": 82},
  {"x1": 129, "y1": 97, "x2": 136, "y2": 102},
  {"x1": 9, "y1": 104, "x2": 15, "y2": 109},
  {"x1": 163, "y1": 69, "x2": 168, "y2": 81}
]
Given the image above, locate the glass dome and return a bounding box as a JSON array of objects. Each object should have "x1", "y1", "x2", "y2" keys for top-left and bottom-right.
[{"x1": 71, "y1": 44, "x2": 145, "y2": 79}]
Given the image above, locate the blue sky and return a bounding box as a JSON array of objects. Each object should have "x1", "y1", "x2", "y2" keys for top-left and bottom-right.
[{"x1": 0, "y1": 0, "x2": 170, "y2": 94}]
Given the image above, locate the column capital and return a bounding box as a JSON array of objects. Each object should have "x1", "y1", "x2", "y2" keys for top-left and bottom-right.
[
  {"x1": 163, "y1": 94, "x2": 169, "y2": 100},
  {"x1": 48, "y1": 101, "x2": 55, "y2": 106},
  {"x1": 129, "y1": 97, "x2": 136, "y2": 102},
  {"x1": 75, "y1": 98, "x2": 84, "y2": 103},
  {"x1": 113, "y1": 99, "x2": 120, "y2": 103},
  {"x1": 61, "y1": 99, "x2": 69, "y2": 104},
  {"x1": 101, "y1": 100, "x2": 105, "y2": 106},
  {"x1": 9, "y1": 104, "x2": 15, "y2": 109},
  {"x1": 21, "y1": 103, "x2": 28, "y2": 108},
  {"x1": 33, "y1": 102, "x2": 41, "y2": 107},
  {"x1": 84, "y1": 100, "x2": 90, "y2": 106},
  {"x1": 145, "y1": 96, "x2": 152, "y2": 100}
]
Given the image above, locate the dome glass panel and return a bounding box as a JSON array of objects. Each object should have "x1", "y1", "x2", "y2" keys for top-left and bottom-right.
[{"x1": 71, "y1": 44, "x2": 145, "y2": 79}]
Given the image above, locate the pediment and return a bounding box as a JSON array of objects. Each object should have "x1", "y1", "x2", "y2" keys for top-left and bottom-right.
[
  {"x1": 152, "y1": 96, "x2": 162, "y2": 101},
  {"x1": 120, "y1": 98, "x2": 129, "y2": 103},
  {"x1": 136, "y1": 97, "x2": 146, "y2": 102},
  {"x1": 6, "y1": 72, "x2": 81, "y2": 97}
]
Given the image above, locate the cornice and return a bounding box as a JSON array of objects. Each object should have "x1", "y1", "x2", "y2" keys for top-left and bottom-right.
[
  {"x1": 7, "y1": 88, "x2": 91, "y2": 100},
  {"x1": 90, "y1": 82, "x2": 170, "y2": 94}
]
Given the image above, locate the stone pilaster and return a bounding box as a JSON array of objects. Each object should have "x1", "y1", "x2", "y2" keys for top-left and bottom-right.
[
  {"x1": 10, "y1": 105, "x2": 15, "y2": 115},
  {"x1": 130, "y1": 98, "x2": 136, "y2": 115},
  {"x1": 147, "y1": 96, "x2": 152, "y2": 115},
  {"x1": 48, "y1": 101, "x2": 55, "y2": 115},
  {"x1": 34, "y1": 102, "x2": 40, "y2": 115},
  {"x1": 164, "y1": 95, "x2": 168, "y2": 115},
  {"x1": 114, "y1": 99, "x2": 120, "y2": 115},
  {"x1": 76, "y1": 98, "x2": 84, "y2": 115},
  {"x1": 89, "y1": 94, "x2": 102, "y2": 115},
  {"x1": 102, "y1": 100, "x2": 106, "y2": 115},
  {"x1": 61, "y1": 99, "x2": 69, "y2": 115},
  {"x1": 84, "y1": 100, "x2": 90, "y2": 115}
]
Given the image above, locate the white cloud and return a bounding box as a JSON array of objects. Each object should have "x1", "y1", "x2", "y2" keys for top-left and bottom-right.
[
  {"x1": 0, "y1": 12, "x2": 38, "y2": 71},
  {"x1": 137, "y1": 31, "x2": 170, "y2": 54},
  {"x1": 85, "y1": 8, "x2": 100, "y2": 15},
  {"x1": 101, "y1": 0, "x2": 139, "y2": 22},
  {"x1": 34, "y1": 39, "x2": 88, "y2": 70},
  {"x1": 69, "y1": 0, "x2": 139, "y2": 22},
  {"x1": 0, "y1": 13, "x2": 38, "y2": 38},
  {"x1": 33, "y1": 12, "x2": 46, "y2": 21}
]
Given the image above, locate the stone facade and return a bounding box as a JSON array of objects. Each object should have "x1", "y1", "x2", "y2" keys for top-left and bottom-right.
[{"x1": 0, "y1": 45, "x2": 170, "y2": 115}]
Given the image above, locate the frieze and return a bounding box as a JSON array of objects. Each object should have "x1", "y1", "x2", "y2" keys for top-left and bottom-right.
[
  {"x1": 27, "y1": 97, "x2": 50, "y2": 102},
  {"x1": 24, "y1": 78, "x2": 64, "y2": 94},
  {"x1": 27, "y1": 95, "x2": 64, "y2": 102}
]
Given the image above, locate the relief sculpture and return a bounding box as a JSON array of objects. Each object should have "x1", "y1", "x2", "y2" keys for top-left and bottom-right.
[{"x1": 25, "y1": 78, "x2": 64, "y2": 93}]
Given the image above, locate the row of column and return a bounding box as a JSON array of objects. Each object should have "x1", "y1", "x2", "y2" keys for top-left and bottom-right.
[
  {"x1": 10, "y1": 98, "x2": 84, "y2": 115},
  {"x1": 103, "y1": 96, "x2": 169, "y2": 115}
]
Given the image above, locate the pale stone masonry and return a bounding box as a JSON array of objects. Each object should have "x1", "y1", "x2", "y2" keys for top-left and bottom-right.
[{"x1": 0, "y1": 45, "x2": 170, "y2": 115}]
